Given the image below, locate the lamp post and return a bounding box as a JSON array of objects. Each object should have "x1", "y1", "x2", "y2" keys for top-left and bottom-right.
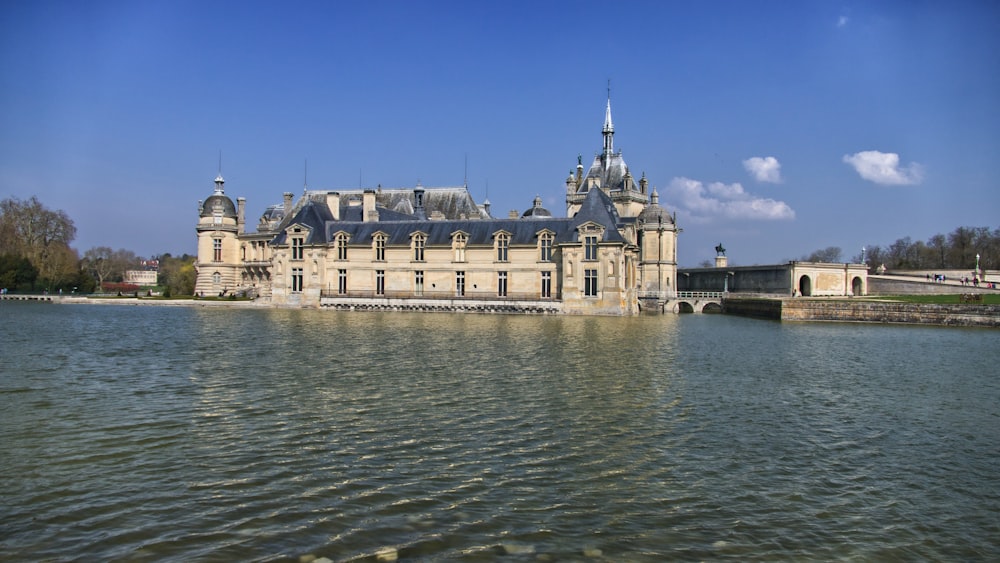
[{"x1": 976, "y1": 253, "x2": 980, "y2": 275}]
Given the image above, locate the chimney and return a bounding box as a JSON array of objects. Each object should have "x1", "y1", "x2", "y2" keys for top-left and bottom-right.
[
  {"x1": 363, "y1": 189, "x2": 378, "y2": 222},
  {"x1": 508, "y1": 210, "x2": 518, "y2": 219},
  {"x1": 237, "y1": 197, "x2": 246, "y2": 234},
  {"x1": 283, "y1": 192, "x2": 293, "y2": 217},
  {"x1": 326, "y1": 191, "x2": 340, "y2": 220}
]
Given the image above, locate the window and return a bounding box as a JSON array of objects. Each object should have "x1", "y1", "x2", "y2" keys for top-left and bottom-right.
[
  {"x1": 291, "y1": 267, "x2": 303, "y2": 292},
  {"x1": 498, "y1": 271, "x2": 507, "y2": 297},
  {"x1": 496, "y1": 233, "x2": 509, "y2": 262},
  {"x1": 241, "y1": 245, "x2": 246, "y2": 261},
  {"x1": 376, "y1": 270, "x2": 385, "y2": 295},
  {"x1": 413, "y1": 234, "x2": 426, "y2": 261},
  {"x1": 415, "y1": 270, "x2": 424, "y2": 296},
  {"x1": 541, "y1": 271, "x2": 552, "y2": 298},
  {"x1": 453, "y1": 233, "x2": 467, "y2": 262},
  {"x1": 584, "y1": 269, "x2": 598, "y2": 297},
  {"x1": 456, "y1": 271, "x2": 465, "y2": 297},
  {"x1": 291, "y1": 237, "x2": 304, "y2": 260},
  {"x1": 213, "y1": 238, "x2": 222, "y2": 262},
  {"x1": 584, "y1": 235, "x2": 598, "y2": 261},
  {"x1": 539, "y1": 233, "x2": 553, "y2": 262},
  {"x1": 336, "y1": 234, "x2": 348, "y2": 260},
  {"x1": 212, "y1": 271, "x2": 221, "y2": 285},
  {"x1": 374, "y1": 235, "x2": 386, "y2": 261},
  {"x1": 338, "y1": 269, "x2": 347, "y2": 294}
]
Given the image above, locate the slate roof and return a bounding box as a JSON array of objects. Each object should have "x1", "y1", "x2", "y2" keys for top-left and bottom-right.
[{"x1": 271, "y1": 186, "x2": 627, "y2": 248}]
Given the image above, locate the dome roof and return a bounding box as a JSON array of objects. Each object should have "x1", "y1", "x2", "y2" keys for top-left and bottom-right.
[
  {"x1": 522, "y1": 195, "x2": 552, "y2": 219},
  {"x1": 638, "y1": 190, "x2": 673, "y2": 224},
  {"x1": 200, "y1": 194, "x2": 237, "y2": 218}
]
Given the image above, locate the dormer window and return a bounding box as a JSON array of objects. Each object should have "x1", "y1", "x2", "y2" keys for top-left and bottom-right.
[
  {"x1": 539, "y1": 232, "x2": 554, "y2": 262},
  {"x1": 452, "y1": 233, "x2": 467, "y2": 262},
  {"x1": 584, "y1": 235, "x2": 598, "y2": 261},
  {"x1": 373, "y1": 234, "x2": 386, "y2": 261},
  {"x1": 291, "y1": 237, "x2": 304, "y2": 260},
  {"x1": 495, "y1": 232, "x2": 510, "y2": 262},
  {"x1": 335, "y1": 233, "x2": 349, "y2": 260},
  {"x1": 412, "y1": 233, "x2": 426, "y2": 262}
]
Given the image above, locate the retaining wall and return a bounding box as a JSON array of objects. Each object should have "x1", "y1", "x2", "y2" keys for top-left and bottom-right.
[{"x1": 724, "y1": 297, "x2": 1000, "y2": 327}]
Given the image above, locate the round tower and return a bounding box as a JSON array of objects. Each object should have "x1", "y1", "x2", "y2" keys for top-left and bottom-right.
[{"x1": 194, "y1": 174, "x2": 241, "y2": 296}]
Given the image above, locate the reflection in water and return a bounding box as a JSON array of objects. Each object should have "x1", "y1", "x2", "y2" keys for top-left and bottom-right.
[{"x1": 1, "y1": 303, "x2": 997, "y2": 561}]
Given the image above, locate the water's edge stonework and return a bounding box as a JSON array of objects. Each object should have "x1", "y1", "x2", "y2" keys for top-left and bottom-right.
[{"x1": 724, "y1": 297, "x2": 1000, "y2": 327}]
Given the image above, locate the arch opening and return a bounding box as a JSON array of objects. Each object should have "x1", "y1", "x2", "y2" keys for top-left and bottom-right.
[{"x1": 798, "y1": 275, "x2": 812, "y2": 297}]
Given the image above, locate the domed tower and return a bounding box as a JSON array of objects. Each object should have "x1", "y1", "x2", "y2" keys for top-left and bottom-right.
[
  {"x1": 194, "y1": 174, "x2": 242, "y2": 296},
  {"x1": 637, "y1": 189, "x2": 678, "y2": 296},
  {"x1": 566, "y1": 94, "x2": 647, "y2": 219}
]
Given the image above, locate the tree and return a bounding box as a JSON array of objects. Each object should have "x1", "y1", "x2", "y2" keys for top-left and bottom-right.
[
  {"x1": 927, "y1": 234, "x2": 947, "y2": 269},
  {"x1": 802, "y1": 246, "x2": 843, "y2": 263},
  {"x1": 0, "y1": 254, "x2": 38, "y2": 291},
  {"x1": 82, "y1": 246, "x2": 116, "y2": 289},
  {"x1": 0, "y1": 196, "x2": 77, "y2": 283},
  {"x1": 158, "y1": 253, "x2": 197, "y2": 296}
]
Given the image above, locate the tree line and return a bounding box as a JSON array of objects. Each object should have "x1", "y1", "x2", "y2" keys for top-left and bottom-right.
[
  {"x1": 0, "y1": 196, "x2": 196, "y2": 295},
  {"x1": 796, "y1": 226, "x2": 999, "y2": 272}
]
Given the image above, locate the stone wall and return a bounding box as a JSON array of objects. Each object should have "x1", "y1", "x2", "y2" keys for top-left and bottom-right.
[{"x1": 723, "y1": 296, "x2": 1000, "y2": 327}]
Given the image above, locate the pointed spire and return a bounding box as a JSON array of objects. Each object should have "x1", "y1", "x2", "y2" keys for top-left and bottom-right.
[
  {"x1": 603, "y1": 84, "x2": 615, "y2": 157},
  {"x1": 213, "y1": 150, "x2": 226, "y2": 194}
]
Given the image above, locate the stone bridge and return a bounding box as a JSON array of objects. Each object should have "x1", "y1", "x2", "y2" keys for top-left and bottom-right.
[{"x1": 639, "y1": 291, "x2": 725, "y2": 314}]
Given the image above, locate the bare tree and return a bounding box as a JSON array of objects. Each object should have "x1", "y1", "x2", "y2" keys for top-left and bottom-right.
[{"x1": 802, "y1": 246, "x2": 842, "y2": 263}]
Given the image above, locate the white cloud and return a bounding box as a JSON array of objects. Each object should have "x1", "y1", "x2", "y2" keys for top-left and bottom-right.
[
  {"x1": 837, "y1": 15, "x2": 849, "y2": 28},
  {"x1": 842, "y1": 150, "x2": 924, "y2": 185},
  {"x1": 664, "y1": 177, "x2": 795, "y2": 222},
  {"x1": 742, "y1": 156, "x2": 783, "y2": 183}
]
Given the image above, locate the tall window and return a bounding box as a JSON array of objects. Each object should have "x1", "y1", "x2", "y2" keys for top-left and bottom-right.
[
  {"x1": 212, "y1": 272, "x2": 221, "y2": 285},
  {"x1": 336, "y1": 234, "x2": 348, "y2": 260},
  {"x1": 539, "y1": 233, "x2": 553, "y2": 262},
  {"x1": 541, "y1": 271, "x2": 552, "y2": 298},
  {"x1": 453, "y1": 233, "x2": 467, "y2": 262},
  {"x1": 291, "y1": 267, "x2": 303, "y2": 292},
  {"x1": 456, "y1": 271, "x2": 465, "y2": 297},
  {"x1": 374, "y1": 235, "x2": 386, "y2": 261},
  {"x1": 376, "y1": 270, "x2": 385, "y2": 295},
  {"x1": 291, "y1": 237, "x2": 304, "y2": 260},
  {"x1": 213, "y1": 238, "x2": 222, "y2": 262},
  {"x1": 338, "y1": 269, "x2": 347, "y2": 294},
  {"x1": 496, "y1": 233, "x2": 509, "y2": 262},
  {"x1": 413, "y1": 234, "x2": 426, "y2": 261},
  {"x1": 584, "y1": 235, "x2": 598, "y2": 261},
  {"x1": 415, "y1": 270, "x2": 424, "y2": 296},
  {"x1": 584, "y1": 269, "x2": 598, "y2": 297},
  {"x1": 498, "y1": 271, "x2": 508, "y2": 297}
]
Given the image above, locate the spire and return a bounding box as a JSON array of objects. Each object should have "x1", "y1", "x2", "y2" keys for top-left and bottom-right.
[
  {"x1": 603, "y1": 85, "x2": 614, "y2": 157},
  {"x1": 214, "y1": 150, "x2": 225, "y2": 194}
]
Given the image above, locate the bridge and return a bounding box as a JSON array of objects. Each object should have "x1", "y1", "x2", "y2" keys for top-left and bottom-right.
[{"x1": 638, "y1": 291, "x2": 725, "y2": 314}]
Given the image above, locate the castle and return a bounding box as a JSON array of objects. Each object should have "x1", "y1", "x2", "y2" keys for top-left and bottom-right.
[{"x1": 195, "y1": 99, "x2": 679, "y2": 314}]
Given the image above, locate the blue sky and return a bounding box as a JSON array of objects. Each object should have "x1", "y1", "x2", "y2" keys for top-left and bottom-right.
[{"x1": 2, "y1": 0, "x2": 998, "y2": 266}]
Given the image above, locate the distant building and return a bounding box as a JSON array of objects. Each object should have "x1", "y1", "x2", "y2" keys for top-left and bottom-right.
[
  {"x1": 194, "y1": 98, "x2": 679, "y2": 314},
  {"x1": 124, "y1": 270, "x2": 157, "y2": 286}
]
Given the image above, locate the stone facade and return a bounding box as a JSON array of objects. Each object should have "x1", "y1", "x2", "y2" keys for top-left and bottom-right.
[
  {"x1": 679, "y1": 262, "x2": 868, "y2": 297},
  {"x1": 194, "y1": 100, "x2": 679, "y2": 315}
]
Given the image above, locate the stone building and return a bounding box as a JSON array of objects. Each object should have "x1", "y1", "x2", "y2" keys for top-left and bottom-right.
[{"x1": 194, "y1": 99, "x2": 679, "y2": 314}]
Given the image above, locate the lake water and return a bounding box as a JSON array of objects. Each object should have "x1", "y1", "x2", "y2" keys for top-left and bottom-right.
[{"x1": 1, "y1": 301, "x2": 998, "y2": 561}]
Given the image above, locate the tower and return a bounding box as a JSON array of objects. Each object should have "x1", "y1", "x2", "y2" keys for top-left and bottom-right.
[{"x1": 194, "y1": 174, "x2": 242, "y2": 296}]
